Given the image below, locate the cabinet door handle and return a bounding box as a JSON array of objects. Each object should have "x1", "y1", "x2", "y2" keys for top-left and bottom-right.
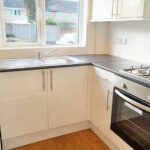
[
  {"x1": 106, "y1": 90, "x2": 110, "y2": 111},
  {"x1": 112, "y1": 0, "x2": 115, "y2": 17},
  {"x1": 50, "y1": 70, "x2": 53, "y2": 90},
  {"x1": 117, "y1": 0, "x2": 122, "y2": 17},
  {"x1": 112, "y1": 0, "x2": 118, "y2": 17},
  {"x1": 42, "y1": 70, "x2": 46, "y2": 91}
]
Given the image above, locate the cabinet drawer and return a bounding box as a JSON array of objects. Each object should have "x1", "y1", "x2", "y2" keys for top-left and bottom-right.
[
  {"x1": 92, "y1": 67, "x2": 114, "y2": 84},
  {"x1": 0, "y1": 70, "x2": 44, "y2": 99}
]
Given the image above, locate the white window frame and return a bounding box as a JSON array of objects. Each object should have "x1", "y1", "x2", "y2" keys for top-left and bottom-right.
[
  {"x1": 1, "y1": 0, "x2": 41, "y2": 47},
  {"x1": 0, "y1": 0, "x2": 87, "y2": 49}
]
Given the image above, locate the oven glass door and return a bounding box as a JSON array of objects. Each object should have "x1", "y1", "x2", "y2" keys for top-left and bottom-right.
[{"x1": 111, "y1": 88, "x2": 150, "y2": 150}]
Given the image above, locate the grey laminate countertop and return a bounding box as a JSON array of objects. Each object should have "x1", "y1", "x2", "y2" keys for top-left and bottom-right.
[{"x1": 0, "y1": 54, "x2": 149, "y2": 87}]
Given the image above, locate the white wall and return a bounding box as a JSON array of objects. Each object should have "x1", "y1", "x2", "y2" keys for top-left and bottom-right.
[
  {"x1": 107, "y1": 21, "x2": 150, "y2": 64},
  {"x1": 95, "y1": 23, "x2": 110, "y2": 54}
]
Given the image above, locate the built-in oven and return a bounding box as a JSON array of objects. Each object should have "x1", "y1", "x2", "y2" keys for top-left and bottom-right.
[{"x1": 111, "y1": 76, "x2": 150, "y2": 150}]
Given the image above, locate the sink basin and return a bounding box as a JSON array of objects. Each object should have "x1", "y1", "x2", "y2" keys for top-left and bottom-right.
[
  {"x1": 0, "y1": 59, "x2": 43, "y2": 69},
  {"x1": 41, "y1": 56, "x2": 83, "y2": 65},
  {"x1": 0, "y1": 56, "x2": 84, "y2": 70}
]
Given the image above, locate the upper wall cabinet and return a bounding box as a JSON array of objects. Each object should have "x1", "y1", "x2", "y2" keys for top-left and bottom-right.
[
  {"x1": 91, "y1": 0, "x2": 114, "y2": 20},
  {"x1": 91, "y1": 0, "x2": 150, "y2": 22}
]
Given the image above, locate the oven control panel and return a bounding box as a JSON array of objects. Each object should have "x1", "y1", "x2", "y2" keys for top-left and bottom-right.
[{"x1": 114, "y1": 76, "x2": 150, "y2": 103}]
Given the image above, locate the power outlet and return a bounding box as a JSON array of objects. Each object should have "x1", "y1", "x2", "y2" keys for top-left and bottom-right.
[{"x1": 121, "y1": 36, "x2": 128, "y2": 45}]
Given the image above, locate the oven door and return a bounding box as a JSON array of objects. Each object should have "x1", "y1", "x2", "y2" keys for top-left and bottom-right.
[{"x1": 111, "y1": 88, "x2": 150, "y2": 150}]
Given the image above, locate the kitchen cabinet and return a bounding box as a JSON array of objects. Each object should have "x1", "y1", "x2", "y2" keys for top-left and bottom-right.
[
  {"x1": 0, "y1": 70, "x2": 48, "y2": 139},
  {"x1": 117, "y1": 0, "x2": 145, "y2": 18},
  {"x1": 90, "y1": 67, "x2": 114, "y2": 136},
  {"x1": 0, "y1": 66, "x2": 88, "y2": 140},
  {"x1": 48, "y1": 67, "x2": 88, "y2": 128},
  {"x1": 91, "y1": 0, "x2": 150, "y2": 22},
  {"x1": 91, "y1": 0, "x2": 114, "y2": 20}
]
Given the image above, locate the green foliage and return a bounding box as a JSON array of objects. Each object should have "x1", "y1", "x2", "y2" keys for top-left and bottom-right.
[
  {"x1": 24, "y1": 0, "x2": 36, "y2": 23},
  {"x1": 59, "y1": 22, "x2": 74, "y2": 30},
  {"x1": 6, "y1": 33, "x2": 15, "y2": 38},
  {"x1": 46, "y1": 18, "x2": 57, "y2": 25}
]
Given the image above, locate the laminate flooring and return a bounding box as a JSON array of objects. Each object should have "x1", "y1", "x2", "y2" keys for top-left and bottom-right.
[{"x1": 12, "y1": 129, "x2": 110, "y2": 150}]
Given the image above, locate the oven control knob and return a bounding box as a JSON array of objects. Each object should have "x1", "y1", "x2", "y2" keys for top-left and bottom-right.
[{"x1": 121, "y1": 83, "x2": 127, "y2": 89}]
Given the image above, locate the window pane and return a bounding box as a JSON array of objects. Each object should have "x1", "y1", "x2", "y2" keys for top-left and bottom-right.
[
  {"x1": 3, "y1": 0, "x2": 38, "y2": 43},
  {"x1": 45, "y1": 0, "x2": 79, "y2": 45}
]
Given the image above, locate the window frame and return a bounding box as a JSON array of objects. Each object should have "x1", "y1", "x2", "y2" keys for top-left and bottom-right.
[
  {"x1": 0, "y1": 0, "x2": 87, "y2": 49},
  {"x1": 1, "y1": 0, "x2": 41, "y2": 47}
]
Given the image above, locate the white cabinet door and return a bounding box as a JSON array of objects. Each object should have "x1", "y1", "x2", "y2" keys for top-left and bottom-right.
[
  {"x1": 92, "y1": 0, "x2": 114, "y2": 20},
  {"x1": 48, "y1": 67, "x2": 88, "y2": 128},
  {"x1": 91, "y1": 76, "x2": 113, "y2": 135},
  {"x1": 0, "y1": 70, "x2": 48, "y2": 139},
  {"x1": 118, "y1": 0, "x2": 145, "y2": 18}
]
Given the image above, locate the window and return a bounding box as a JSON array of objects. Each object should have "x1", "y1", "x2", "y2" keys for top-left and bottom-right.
[
  {"x1": 3, "y1": 0, "x2": 38, "y2": 43},
  {"x1": 0, "y1": 0, "x2": 84, "y2": 47},
  {"x1": 14, "y1": 10, "x2": 21, "y2": 16},
  {"x1": 45, "y1": 0, "x2": 80, "y2": 46}
]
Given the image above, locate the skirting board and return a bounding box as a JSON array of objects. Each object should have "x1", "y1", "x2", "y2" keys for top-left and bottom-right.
[
  {"x1": 90, "y1": 123, "x2": 119, "y2": 150},
  {"x1": 3, "y1": 121, "x2": 90, "y2": 150},
  {"x1": 90, "y1": 123, "x2": 133, "y2": 150}
]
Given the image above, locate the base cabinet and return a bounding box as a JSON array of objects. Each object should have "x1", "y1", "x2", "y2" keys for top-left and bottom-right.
[
  {"x1": 91, "y1": 77, "x2": 113, "y2": 135},
  {"x1": 90, "y1": 67, "x2": 133, "y2": 150},
  {"x1": 0, "y1": 66, "x2": 88, "y2": 140},
  {"x1": 90, "y1": 67, "x2": 114, "y2": 136},
  {"x1": 48, "y1": 67, "x2": 88, "y2": 128},
  {"x1": 0, "y1": 70, "x2": 48, "y2": 139}
]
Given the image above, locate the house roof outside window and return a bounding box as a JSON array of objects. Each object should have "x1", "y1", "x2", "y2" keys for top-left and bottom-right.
[
  {"x1": 46, "y1": 0, "x2": 78, "y2": 13},
  {"x1": 4, "y1": 0, "x2": 78, "y2": 13},
  {"x1": 4, "y1": 0, "x2": 25, "y2": 8}
]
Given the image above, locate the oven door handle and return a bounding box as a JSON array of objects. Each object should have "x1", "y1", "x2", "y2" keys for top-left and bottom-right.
[{"x1": 115, "y1": 90, "x2": 150, "y2": 112}]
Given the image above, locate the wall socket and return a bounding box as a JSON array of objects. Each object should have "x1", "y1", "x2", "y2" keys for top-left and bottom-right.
[
  {"x1": 112, "y1": 36, "x2": 128, "y2": 45},
  {"x1": 121, "y1": 36, "x2": 128, "y2": 45}
]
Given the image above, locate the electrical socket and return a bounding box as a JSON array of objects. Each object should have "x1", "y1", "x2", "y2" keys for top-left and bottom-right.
[{"x1": 121, "y1": 36, "x2": 128, "y2": 45}]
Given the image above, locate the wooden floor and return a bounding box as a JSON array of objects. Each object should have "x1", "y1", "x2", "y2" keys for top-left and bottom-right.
[{"x1": 12, "y1": 129, "x2": 110, "y2": 150}]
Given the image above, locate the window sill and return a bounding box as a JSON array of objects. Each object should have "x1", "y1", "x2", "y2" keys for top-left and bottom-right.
[{"x1": 0, "y1": 44, "x2": 87, "y2": 51}]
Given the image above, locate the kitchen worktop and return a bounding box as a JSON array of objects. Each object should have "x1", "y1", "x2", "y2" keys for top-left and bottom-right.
[
  {"x1": 93, "y1": 60, "x2": 150, "y2": 88},
  {"x1": 0, "y1": 54, "x2": 125, "y2": 72},
  {"x1": 0, "y1": 54, "x2": 149, "y2": 87}
]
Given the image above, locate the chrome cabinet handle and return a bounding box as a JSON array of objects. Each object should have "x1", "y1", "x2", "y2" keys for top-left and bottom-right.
[
  {"x1": 106, "y1": 90, "x2": 110, "y2": 111},
  {"x1": 50, "y1": 70, "x2": 53, "y2": 90},
  {"x1": 112, "y1": 0, "x2": 118, "y2": 17},
  {"x1": 115, "y1": 90, "x2": 150, "y2": 112},
  {"x1": 112, "y1": 0, "x2": 116, "y2": 17},
  {"x1": 42, "y1": 70, "x2": 46, "y2": 91},
  {"x1": 117, "y1": 0, "x2": 122, "y2": 17}
]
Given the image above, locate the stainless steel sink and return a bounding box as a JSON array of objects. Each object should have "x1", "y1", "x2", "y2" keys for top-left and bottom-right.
[
  {"x1": 0, "y1": 59, "x2": 43, "y2": 69},
  {"x1": 0, "y1": 56, "x2": 84, "y2": 70},
  {"x1": 41, "y1": 56, "x2": 83, "y2": 65}
]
